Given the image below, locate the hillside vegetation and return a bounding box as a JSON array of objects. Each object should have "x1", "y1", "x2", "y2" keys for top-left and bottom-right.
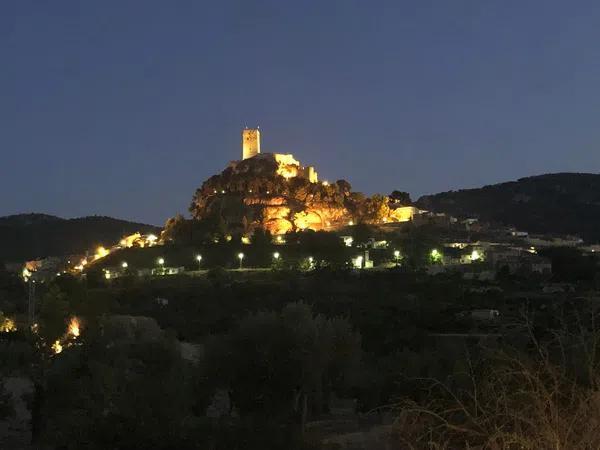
[
  {"x1": 417, "y1": 173, "x2": 600, "y2": 241},
  {"x1": 0, "y1": 213, "x2": 159, "y2": 262}
]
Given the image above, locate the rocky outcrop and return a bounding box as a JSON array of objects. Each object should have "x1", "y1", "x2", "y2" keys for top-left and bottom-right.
[{"x1": 188, "y1": 155, "x2": 414, "y2": 235}]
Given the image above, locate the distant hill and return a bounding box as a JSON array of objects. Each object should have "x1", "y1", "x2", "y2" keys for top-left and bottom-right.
[
  {"x1": 0, "y1": 213, "x2": 160, "y2": 262},
  {"x1": 416, "y1": 173, "x2": 600, "y2": 241}
]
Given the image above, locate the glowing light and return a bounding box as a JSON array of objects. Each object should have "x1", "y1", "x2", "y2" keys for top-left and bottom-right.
[
  {"x1": 157, "y1": 258, "x2": 165, "y2": 266},
  {"x1": 196, "y1": 255, "x2": 202, "y2": 262},
  {"x1": 274, "y1": 154, "x2": 301, "y2": 179},
  {"x1": 146, "y1": 234, "x2": 158, "y2": 246},
  {"x1": 470, "y1": 250, "x2": 481, "y2": 261},
  {"x1": 430, "y1": 249, "x2": 443, "y2": 263},
  {"x1": 52, "y1": 340, "x2": 63, "y2": 354},
  {"x1": 68, "y1": 317, "x2": 80, "y2": 338},
  {"x1": 241, "y1": 236, "x2": 251, "y2": 244},
  {"x1": 394, "y1": 250, "x2": 400, "y2": 258},
  {"x1": 322, "y1": 181, "x2": 329, "y2": 186},
  {"x1": 95, "y1": 246, "x2": 109, "y2": 260},
  {"x1": 276, "y1": 235, "x2": 283, "y2": 243},
  {"x1": 0, "y1": 317, "x2": 16, "y2": 333},
  {"x1": 121, "y1": 262, "x2": 128, "y2": 268},
  {"x1": 273, "y1": 252, "x2": 280, "y2": 260},
  {"x1": 343, "y1": 236, "x2": 354, "y2": 247},
  {"x1": 348, "y1": 220, "x2": 354, "y2": 226},
  {"x1": 121, "y1": 232, "x2": 143, "y2": 248},
  {"x1": 238, "y1": 253, "x2": 244, "y2": 260},
  {"x1": 104, "y1": 271, "x2": 111, "y2": 280},
  {"x1": 354, "y1": 256, "x2": 364, "y2": 269}
]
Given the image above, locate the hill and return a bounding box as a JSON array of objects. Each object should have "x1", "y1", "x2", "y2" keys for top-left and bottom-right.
[
  {"x1": 0, "y1": 213, "x2": 160, "y2": 262},
  {"x1": 416, "y1": 173, "x2": 600, "y2": 241},
  {"x1": 186, "y1": 153, "x2": 414, "y2": 238}
]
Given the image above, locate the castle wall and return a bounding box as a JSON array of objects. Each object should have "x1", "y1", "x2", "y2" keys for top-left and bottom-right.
[
  {"x1": 304, "y1": 166, "x2": 318, "y2": 183},
  {"x1": 240, "y1": 129, "x2": 318, "y2": 183}
]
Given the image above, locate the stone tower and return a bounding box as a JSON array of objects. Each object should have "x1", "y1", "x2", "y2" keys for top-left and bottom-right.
[{"x1": 242, "y1": 128, "x2": 260, "y2": 160}]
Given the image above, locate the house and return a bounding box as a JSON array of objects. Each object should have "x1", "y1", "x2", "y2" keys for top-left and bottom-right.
[{"x1": 151, "y1": 266, "x2": 185, "y2": 276}]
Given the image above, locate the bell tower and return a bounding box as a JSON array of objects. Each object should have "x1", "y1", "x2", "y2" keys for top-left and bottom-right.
[{"x1": 242, "y1": 128, "x2": 260, "y2": 160}]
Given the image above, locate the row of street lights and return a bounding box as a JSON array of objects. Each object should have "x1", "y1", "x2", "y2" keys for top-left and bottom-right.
[
  {"x1": 118, "y1": 249, "x2": 407, "y2": 275},
  {"x1": 145, "y1": 252, "x2": 284, "y2": 271}
]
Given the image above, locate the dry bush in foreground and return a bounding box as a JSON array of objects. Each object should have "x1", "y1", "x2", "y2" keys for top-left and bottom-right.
[{"x1": 391, "y1": 329, "x2": 600, "y2": 449}]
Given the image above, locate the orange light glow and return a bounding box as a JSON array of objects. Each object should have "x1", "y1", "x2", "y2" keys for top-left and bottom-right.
[
  {"x1": 68, "y1": 317, "x2": 80, "y2": 338},
  {"x1": 95, "y1": 246, "x2": 110, "y2": 260}
]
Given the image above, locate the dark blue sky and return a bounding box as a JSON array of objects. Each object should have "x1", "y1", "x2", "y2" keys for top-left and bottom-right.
[{"x1": 2, "y1": 1, "x2": 600, "y2": 225}]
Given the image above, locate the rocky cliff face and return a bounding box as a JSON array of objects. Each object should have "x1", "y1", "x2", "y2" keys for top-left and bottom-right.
[
  {"x1": 189, "y1": 155, "x2": 412, "y2": 235},
  {"x1": 189, "y1": 156, "x2": 356, "y2": 234}
]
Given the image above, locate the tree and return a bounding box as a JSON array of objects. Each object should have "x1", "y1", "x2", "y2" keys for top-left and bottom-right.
[
  {"x1": 161, "y1": 214, "x2": 190, "y2": 243},
  {"x1": 362, "y1": 194, "x2": 390, "y2": 224},
  {"x1": 42, "y1": 321, "x2": 193, "y2": 449},
  {"x1": 203, "y1": 303, "x2": 362, "y2": 424},
  {"x1": 335, "y1": 179, "x2": 352, "y2": 194},
  {"x1": 38, "y1": 286, "x2": 70, "y2": 344},
  {"x1": 352, "y1": 223, "x2": 374, "y2": 246},
  {"x1": 389, "y1": 190, "x2": 412, "y2": 205}
]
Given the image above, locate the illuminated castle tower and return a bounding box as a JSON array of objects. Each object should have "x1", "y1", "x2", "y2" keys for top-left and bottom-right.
[{"x1": 242, "y1": 128, "x2": 261, "y2": 160}]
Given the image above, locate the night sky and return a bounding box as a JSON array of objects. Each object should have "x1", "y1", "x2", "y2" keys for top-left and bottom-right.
[{"x1": 2, "y1": 1, "x2": 600, "y2": 225}]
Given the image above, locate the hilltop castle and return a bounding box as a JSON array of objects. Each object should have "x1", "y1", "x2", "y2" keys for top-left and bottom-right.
[
  {"x1": 190, "y1": 127, "x2": 421, "y2": 235},
  {"x1": 239, "y1": 127, "x2": 318, "y2": 183}
]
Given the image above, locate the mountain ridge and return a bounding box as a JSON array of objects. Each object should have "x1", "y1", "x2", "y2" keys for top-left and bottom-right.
[
  {"x1": 416, "y1": 172, "x2": 600, "y2": 241},
  {"x1": 0, "y1": 214, "x2": 160, "y2": 263}
]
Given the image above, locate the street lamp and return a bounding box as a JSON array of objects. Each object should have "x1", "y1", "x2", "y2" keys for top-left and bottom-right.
[
  {"x1": 196, "y1": 254, "x2": 202, "y2": 270},
  {"x1": 122, "y1": 262, "x2": 128, "y2": 269},
  {"x1": 393, "y1": 250, "x2": 400, "y2": 266},
  {"x1": 430, "y1": 249, "x2": 442, "y2": 264},
  {"x1": 157, "y1": 258, "x2": 165, "y2": 266},
  {"x1": 238, "y1": 252, "x2": 244, "y2": 269},
  {"x1": 273, "y1": 252, "x2": 280, "y2": 260}
]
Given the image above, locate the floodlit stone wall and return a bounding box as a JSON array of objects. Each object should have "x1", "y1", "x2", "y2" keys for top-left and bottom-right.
[{"x1": 242, "y1": 128, "x2": 261, "y2": 159}]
